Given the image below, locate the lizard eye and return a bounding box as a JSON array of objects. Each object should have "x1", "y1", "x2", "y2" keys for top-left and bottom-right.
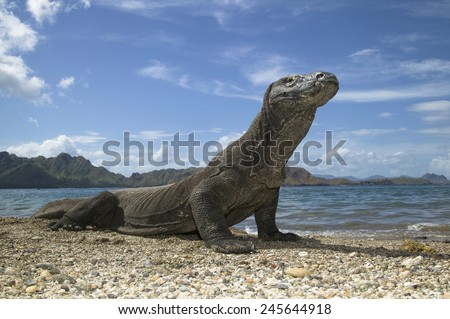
[{"x1": 284, "y1": 76, "x2": 297, "y2": 87}]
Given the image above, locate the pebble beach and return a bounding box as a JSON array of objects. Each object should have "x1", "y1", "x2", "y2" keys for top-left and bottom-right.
[{"x1": 0, "y1": 217, "x2": 449, "y2": 299}]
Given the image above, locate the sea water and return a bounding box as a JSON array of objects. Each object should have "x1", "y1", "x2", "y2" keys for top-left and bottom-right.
[{"x1": 1, "y1": 185, "x2": 449, "y2": 240}]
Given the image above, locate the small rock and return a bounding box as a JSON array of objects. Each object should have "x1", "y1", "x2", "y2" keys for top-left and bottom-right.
[
  {"x1": 112, "y1": 238, "x2": 125, "y2": 245},
  {"x1": 25, "y1": 285, "x2": 37, "y2": 293},
  {"x1": 275, "y1": 282, "x2": 289, "y2": 289},
  {"x1": 349, "y1": 252, "x2": 358, "y2": 257},
  {"x1": 179, "y1": 285, "x2": 188, "y2": 292},
  {"x1": 53, "y1": 274, "x2": 76, "y2": 284},
  {"x1": 285, "y1": 267, "x2": 310, "y2": 278},
  {"x1": 246, "y1": 277, "x2": 254, "y2": 284},
  {"x1": 399, "y1": 270, "x2": 411, "y2": 279},
  {"x1": 143, "y1": 260, "x2": 152, "y2": 268},
  {"x1": 4, "y1": 267, "x2": 15, "y2": 275},
  {"x1": 298, "y1": 251, "x2": 309, "y2": 257},
  {"x1": 40, "y1": 270, "x2": 52, "y2": 279},
  {"x1": 61, "y1": 284, "x2": 70, "y2": 292},
  {"x1": 8, "y1": 288, "x2": 20, "y2": 296},
  {"x1": 36, "y1": 263, "x2": 54, "y2": 270},
  {"x1": 24, "y1": 279, "x2": 37, "y2": 287},
  {"x1": 92, "y1": 271, "x2": 100, "y2": 277},
  {"x1": 401, "y1": 256, "x2": 423, "y2": 268},
  {"x1": 149, "y1": 274, "x2": 160, "y2": 282},
  {"x1": 49, "y1": 267, "x2": 61, "y2": 275}
]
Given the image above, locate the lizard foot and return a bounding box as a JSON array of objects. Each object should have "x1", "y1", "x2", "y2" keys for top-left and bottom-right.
[
  {"x1": 48, "y1": 216, "x2": 84, "y2": 231},
  {"x1": 207, "y1": 237, "x2": 255, "y2": 254},
  {"x1": 259, "y1": 231, "x2": 300, "y2": 241}
]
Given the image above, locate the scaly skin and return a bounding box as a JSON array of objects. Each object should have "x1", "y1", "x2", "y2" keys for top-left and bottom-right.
[{"x1": 33, "y1": 72, "x2": 339, "y2": 254}]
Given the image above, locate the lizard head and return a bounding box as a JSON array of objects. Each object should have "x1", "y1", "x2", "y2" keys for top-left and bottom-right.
[
  {"x1": 262, "y1": 72, "x2": 338, "y2": 135},
  {"x1": 265, "y1": 71, "x2": 339, "y2": 111}
]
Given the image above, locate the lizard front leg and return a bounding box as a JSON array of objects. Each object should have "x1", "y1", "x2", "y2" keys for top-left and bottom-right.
[
  {"x1": 188, "y1": 171, "x2": 255, "y2": 254},
  {"x1": 254, "y1": 187, "x2": 300, "y2": 241}
]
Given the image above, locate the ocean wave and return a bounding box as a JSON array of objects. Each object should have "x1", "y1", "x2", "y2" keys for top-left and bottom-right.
[{"x1": 407, "y1": 223, "x2": 450, "y2": 232}]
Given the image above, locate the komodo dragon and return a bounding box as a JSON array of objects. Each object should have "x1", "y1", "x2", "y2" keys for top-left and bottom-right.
[{"x1": 33, "y1": 71, "x2": 339, "y2": 253}]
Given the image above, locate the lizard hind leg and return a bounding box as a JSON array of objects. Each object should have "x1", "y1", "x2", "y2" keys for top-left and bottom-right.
[{"x1": 49, "y1": 191, "x2": 119, "y2": 231}]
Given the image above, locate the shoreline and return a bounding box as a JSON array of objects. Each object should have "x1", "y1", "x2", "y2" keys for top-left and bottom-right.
[{"x1": 0, "y1": 217, "x2": 449, "y2": 299}]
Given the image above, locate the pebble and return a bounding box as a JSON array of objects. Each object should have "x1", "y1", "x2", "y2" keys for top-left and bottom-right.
[
  {"x1": 40, "y1": 270, "x2": 52, "y2": 279},
  {"x1": 285, "y1": 267, "x2": 310, "y2": 278},
  {"x1": 25, "y1": 285, "x2": 37, "y2": 293},
  {"x1": 298, "y1": 251, "x2": 309, "y2": 257},
  {"x1": 179, "y1": 285, "x2": 189, "y2": 292},
  {"x1": 36, "y1": 263, "x2": 54, "y2": 270},
  {"x1": 401, "y1": 256, "x2": 423, "y2": 268},
  {"x1": 274, "y1": 282, "x2": 289, "y2": 290},
  {"x1": 399, "y1": 270, "x2": 411, "y2": 279},
  {"x1": 4, "y1": 267, "x2": 15, "y2": 275}
]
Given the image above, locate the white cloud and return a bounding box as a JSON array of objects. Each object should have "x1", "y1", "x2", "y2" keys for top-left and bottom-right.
[
  {"x1": 349, "y1": 128, "x2": 407, "y2": 137},
  {"x1": 430, "y1": 152, "x2": 450, "y2": 177},
  {"x1": 28, "y1": 116, "x2": 39, "y2": 127},
  {"x1": 0, "y1": 6, "x2": 38, "y2": 53},
  {"x1": 0, "y1": 54, "x2": 48, "y2": 102},
  {"x1": 71, "y1": 132, "x2": 105, "y2": 143},
  {"x1": 418, "y1": 126, "x2": 450, "y2": 135},
  {"x1": 0, "y1": 1, "x2": 51, "y2": 104},
  {"x1": 397, "y1": 59, "x2": 450, "y2": 76},
  {"x1": 213, "y1": 80, "x2": 260, "y2": 101},
  {"x1": 335, "y1": 83, "x2": 450, "y2": 103},
  {"x1": 244, "y1": 55, "x2": 291, "y2": 86},
  {"x1": 0, "y1": 1, "x2": 90, "y2": 104},
  {"x1": 349, "y1": 48, "x2": 380, "y2": 58},
  {"x1": 404, "y1": 0, "x2": 450, "y2": 19},
  {"x1": 382, "y1": 33, "x2": 430, "y2": 45},
  {"x1": 96, "y1": 0, "x2": 256, "y2": 26},
  {"x1": 136, "y1": 130, "x2": 174, "y2": 140},
  {"x1": 138, "y1": 60, "x2": 178, "y2": 82},
  {"x1": 26, "y1": 0, "x2": 62, "y2": 24},
  {"x1": 410, "y1": 100, "x2": 450, "y2": 112},
  {"x1": 138, "y1": 59, "x2": 262, "y2": 101},
  {"x1": 5, "y1": 131, "x2": 104, "y2": 158},
  {"x1": 220, "y1": 46, "x2": 255, "y2": 63},
  {"x1": 78, "y1": 0, "x2": 91, "y2": 9},
  {"x1": 409, "y1": 100, "x2": 450, "y2": 123},
  {"x1": 6, "y1": 135, "x2": 79, "y2": 157},
  {"x1": 218, "y1": 132, "x2": 243, "y2": 146},
  {"x1": 378, "y1": 112, "x2": 394, "y2": 118},
  {"x1": 57, "y1": 76, "x2": 75, "y2": 89}
]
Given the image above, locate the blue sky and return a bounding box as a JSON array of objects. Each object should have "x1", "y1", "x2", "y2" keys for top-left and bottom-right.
[{"x1": 1, "y1": 0, "x2": 450, "y2": 178}]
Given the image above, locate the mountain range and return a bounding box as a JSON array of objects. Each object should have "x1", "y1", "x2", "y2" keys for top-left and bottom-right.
[{"x1": 0, "y1": 152, "x2": 448, "y2": 188}]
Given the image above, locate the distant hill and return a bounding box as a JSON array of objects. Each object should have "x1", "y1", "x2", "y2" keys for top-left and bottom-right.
[
  {"x1": 421, "y1": 173, "x2": 449, "y2": 184},
  {"x1": 0, "y1": 152, "x2": 126, "y2": 188},
  {"x1": 0, "y1": 152, "x2": 447, "y2": 188},
  {"x1": 312, "y1": 172, "x2": 449, "y2": 186}
]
